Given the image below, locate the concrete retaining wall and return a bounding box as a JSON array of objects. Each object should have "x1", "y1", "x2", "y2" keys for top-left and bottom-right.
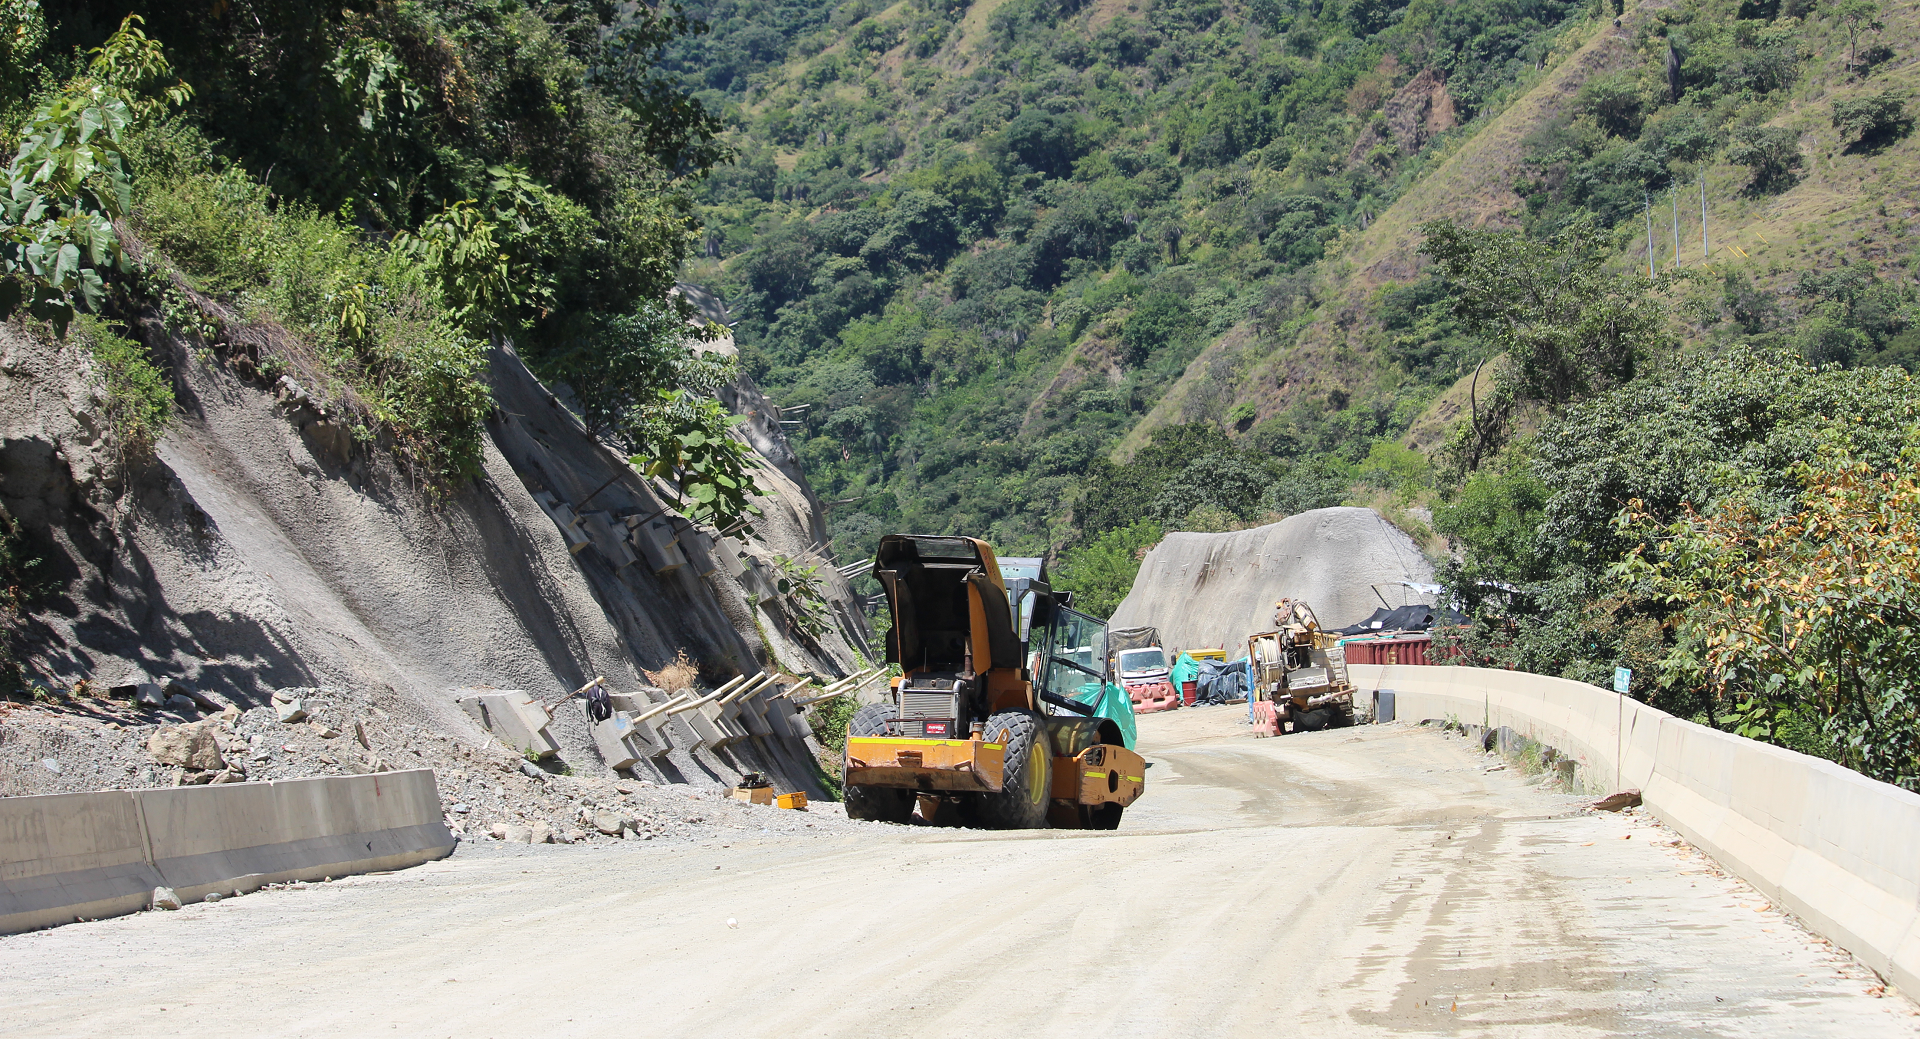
[
  {"x1": 1350, "y1": 663, "x2": 1920, "y2": 997},
  {"x1": 1, "y1": 769, "x2": 453, "y2": 935}
]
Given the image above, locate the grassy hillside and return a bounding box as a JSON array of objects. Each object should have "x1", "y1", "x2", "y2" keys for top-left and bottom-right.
[
  {"x1": 675, "y1": 0, "x2": 1603, "y2": 561},
  {"x1": 679, "y1": 0, "x2": 1917, "y2": 580}
]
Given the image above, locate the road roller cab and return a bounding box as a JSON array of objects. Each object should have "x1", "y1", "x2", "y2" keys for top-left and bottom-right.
[{"x1": 842, "y1": 534, "x2": 1145, "y2": 829}]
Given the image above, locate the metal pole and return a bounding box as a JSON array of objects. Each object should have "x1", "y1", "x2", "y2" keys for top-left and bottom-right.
[
  {"x1": 1670, "y1": 186, "x2": 1680, "y2": 270},
  {"x1": 1645, "y1": 195, "x2": 1656, "y2": 277},
  {"x1": 1700, "y1": 170, "x2": 1709, "y2": 259}
]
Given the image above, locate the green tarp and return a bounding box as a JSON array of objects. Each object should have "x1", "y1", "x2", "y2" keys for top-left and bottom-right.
[
  {"x1": 1072, "y1": 680, "x2": 1139, "y2": 750},
  {"x1": 1170, "y1": 652, "x2": 1201, "y2": 691}
]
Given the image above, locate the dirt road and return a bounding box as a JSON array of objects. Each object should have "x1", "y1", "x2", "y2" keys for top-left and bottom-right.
[{"x1": 4, "y1": 709, "x2": 1915, "y2": 1038}]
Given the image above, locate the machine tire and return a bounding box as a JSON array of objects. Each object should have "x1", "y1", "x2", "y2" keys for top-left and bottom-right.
[
  {"x1": 968, "y1": 710, "x2": 1052, "y2": 829},
  {"x1": 843, "y1": 704, "x2": 914, "y2": 824},
  {"x1": 848, "y1": 702, "x2": 896, "y2": 738},
  {"x1": 1293, "y1": 706, "x2": 1337, "y2": 732}
]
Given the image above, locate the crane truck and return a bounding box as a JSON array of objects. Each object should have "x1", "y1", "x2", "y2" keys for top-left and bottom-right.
[
  {"x1": 842, "y1": 534, "x2": 1146, "y2": 829},
  {"x1": 1248, "y1": 598, "x2": 1357, "y2": 733}
]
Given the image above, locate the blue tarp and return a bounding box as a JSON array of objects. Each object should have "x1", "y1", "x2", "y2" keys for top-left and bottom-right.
[{"x1": 1195, "y1": 658, "x2": 1250, "y2": 705}]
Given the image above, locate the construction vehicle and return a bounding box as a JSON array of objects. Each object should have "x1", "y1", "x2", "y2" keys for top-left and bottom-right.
[
  {"x1": 842, "y1": 535, "x2": 1146, "y2": 830},
  {"x1": 1110, "y1": 626, "x2": 1178, "y2": 713},
  {"x1": 1248, "y1": 598, "x2": 1356, "y2": 734}
]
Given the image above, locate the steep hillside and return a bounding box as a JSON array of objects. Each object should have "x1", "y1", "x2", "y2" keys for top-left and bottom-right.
[
  {"x1": 676, "y1": 0, "x2": 1600, "y2": 562},
  {"x1": 674, "y1": 0, "x2": 1919, "y2": 575},
  {"x1": 0, "y1": 310, "x2": 868, "y2": 793}
]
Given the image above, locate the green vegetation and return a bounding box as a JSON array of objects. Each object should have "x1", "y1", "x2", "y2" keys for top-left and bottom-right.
[
  {"x1": 1053, "y1": 519, "x2": 1162, "y2": 617},
  {"x1": 0, "y1": 506, "x2": 50, "y2": 694},
  {"x1": 675, "y1": 0, "x2": 1596, "y2": 569},
  {"x1": 6, "y1": 1, "x2": 756, "y2": 510},
  {"x1": 74, "y1": 314, "x2": 174, "y2": 455},
  {"x1": 1621, "y1": 448, "x2": 1920, "y2": 786}
]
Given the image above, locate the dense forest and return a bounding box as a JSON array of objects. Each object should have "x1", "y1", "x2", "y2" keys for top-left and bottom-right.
[
  {"x1": 662, "y1": 0, "x2": 1920, "y2": 786},
  {"x1": 0, "y1": 0, "x2": 1917, "y2": 786}
]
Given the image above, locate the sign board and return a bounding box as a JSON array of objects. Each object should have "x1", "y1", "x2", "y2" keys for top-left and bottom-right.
[{"x1": 1613, "y1": 667, "x2": 1632, "y2": 695}]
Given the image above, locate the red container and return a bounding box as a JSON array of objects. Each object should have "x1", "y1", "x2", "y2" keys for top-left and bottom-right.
[
  {"x1": 1181, "y1": 681, "x2": 1197, "y2": 706},
  {"x1": 1343, "y1": 635, "x2": 1434, "y2": 666}
]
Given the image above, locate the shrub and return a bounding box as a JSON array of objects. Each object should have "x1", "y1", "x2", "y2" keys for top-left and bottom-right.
[
  {"x1": 73, "y1": 315, "x2": 174, "y2": 456},
  {"x1": 1832, "y1": 91, "x2": 1911, "y2": 152},
  {"x1": 1725, "y1": 125, "x2": 1803, "y2": 194}
]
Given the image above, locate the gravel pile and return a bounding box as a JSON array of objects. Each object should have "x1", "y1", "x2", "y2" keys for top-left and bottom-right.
[
  {"x1": 1110, "y1": 506, "x2": 1435, "y2": 650},
  {"x1": 0, "y1": 686, "x2": 863, "y2": 847}
]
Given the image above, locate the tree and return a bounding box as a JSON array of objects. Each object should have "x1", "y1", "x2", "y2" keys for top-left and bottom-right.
[
  {"x1": 1420, "y1": 218, "x2": 1674, "y2": 470},
  {"x1": 1118, "y1": 291, "x2": 1190, "y2": 366},
  {"x1": 1726, "y1": 125, "x2": 1803, "y2": 194},
  {"x1": 1053, "y1": 520, "x2": 1163, "y2": 617},
  {"x1": 1575, "y1": 73, "x2": 1645, "y2": 138},
  {"x1": 1620, "y1": 450, "x2": 1920, "y2": 789},
  {"x1": 1151, "y1": 453, "x2": 1272, "y2": 525},
  {"x1": 1835, "y1": 0, "x2": 1884, "y2": 77},
  {"x1": 0, "y1": 15, "x2": 190, "y2": 333},
  {"x1": 1075, "y1": 422, "x2": 1233, "y2": 534}
]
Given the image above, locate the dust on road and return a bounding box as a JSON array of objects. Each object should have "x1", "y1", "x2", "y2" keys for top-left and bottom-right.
[{"x1": 2, "y1": 710, "x2": 1912, "y2": 1038}]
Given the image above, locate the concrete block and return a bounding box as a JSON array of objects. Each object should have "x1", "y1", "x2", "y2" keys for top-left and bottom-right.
[
  {"x1": 532, "y1": 492, "x2": 591, "y2": 555},
  {"x1": 455, "y1": 690, "x2": 561, "y2": 760},
  {"x1": 587, "y1": 699, "x2": 667, "y2": 769},
  {"x1": 625, "y1": 512, "x2": 688, "y2": 574},
  {"x1": 2, "y1": 772, "x2": 451, "y2": 935},
  {"x1": 579, "y1": 510, "x2": 640, "y2": 569},
  {"x1": 675, "y1": 524, "x2": 719, "y2": 577}
]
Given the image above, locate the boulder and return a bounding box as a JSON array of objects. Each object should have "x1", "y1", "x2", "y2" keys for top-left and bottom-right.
[
  {"x1": 275, "y1": 698, "x2": 308, "y2": 724},
  {"x1": 147, "y1": 719, "x2": 228, "y2": 771},
  {"x1": 591, "y1": 809, "x2": 630, "y2": 836},
  {"x1": 530, "y1": 821, "x2": 556, "y2": 845},
  {"x1": 151, "y1": 887, "x2": 181, "y2": 911}
]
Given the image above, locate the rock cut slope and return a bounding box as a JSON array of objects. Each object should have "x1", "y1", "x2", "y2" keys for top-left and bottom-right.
[
  {"x1": 0, "y1": 309, "x2": 867, "y2": 794},
  {"x1": 1109, "y1": 507, "x2": 1434, "y2": 653}
]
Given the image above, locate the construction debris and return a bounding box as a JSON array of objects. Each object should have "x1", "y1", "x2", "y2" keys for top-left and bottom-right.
[{"x1": 1592, "y1": 790, "x2": 1644, "y2": 812}]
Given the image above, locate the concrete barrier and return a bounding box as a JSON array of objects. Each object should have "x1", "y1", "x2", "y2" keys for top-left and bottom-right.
[
  {"x1": 1350, "y1": 663, "x2": 1920, "y2": 997},
  {"x1": 1, "y1": 769, "x2": 453, "y2": 934}
]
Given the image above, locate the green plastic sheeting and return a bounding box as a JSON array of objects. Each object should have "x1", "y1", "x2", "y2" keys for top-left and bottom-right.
[
  {"x1": 1072, "y1": 680, "x2": 1139, "y2": 750},
  {"x1": 1170, "y1": 652, "x2": 1201, "y2": 691}
]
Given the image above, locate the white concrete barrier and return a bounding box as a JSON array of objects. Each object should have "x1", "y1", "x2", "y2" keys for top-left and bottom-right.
[
  {"x1": 1350, "y1": 663, "x2": 1920, "y2": 996},
  {"x1": 1, "y1": 769, "x2": 453, "y2": 934}
]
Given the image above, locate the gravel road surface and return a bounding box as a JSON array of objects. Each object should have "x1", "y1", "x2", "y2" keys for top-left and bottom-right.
[{"x1": 3, "y1": 708, "x2": 1914, "y2": 1038}]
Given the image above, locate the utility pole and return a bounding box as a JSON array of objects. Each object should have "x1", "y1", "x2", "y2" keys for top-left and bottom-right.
[
  {"x1": 1645, "y1": 194, "x2": 1656, "y2": 277},
  {"x1": 1670, "y1": 186, "x2": 1680, "y2": 270},
  {"x1": 1700, "y1": 169, "x2": 1709, "y2": 260}
]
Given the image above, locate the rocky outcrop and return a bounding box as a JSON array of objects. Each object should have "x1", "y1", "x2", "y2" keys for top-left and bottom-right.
[{"x1": 1347, "y1": 67, "x2": 1458, "y2": 168}]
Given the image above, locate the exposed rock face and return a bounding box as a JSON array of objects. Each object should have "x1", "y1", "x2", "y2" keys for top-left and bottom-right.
[{"x1": 1347, "y1": 67, "x2": 1458, "y2": 168}]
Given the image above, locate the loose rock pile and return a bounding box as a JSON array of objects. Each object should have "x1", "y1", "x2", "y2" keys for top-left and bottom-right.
[{"x1": 0, "y1": 686, "x2": 864, "y2": 846}]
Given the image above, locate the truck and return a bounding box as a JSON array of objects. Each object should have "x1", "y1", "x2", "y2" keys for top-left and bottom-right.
[
  {"x1": 1247, "y1": 598, "x2": 1356, "y2": 734},
  {"x1": 1109, "y1": 626, "x2": 1179, "y2": 713},
  {"x1": 842, "y1": 535, "x2": 1146, "y2": 830}
]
